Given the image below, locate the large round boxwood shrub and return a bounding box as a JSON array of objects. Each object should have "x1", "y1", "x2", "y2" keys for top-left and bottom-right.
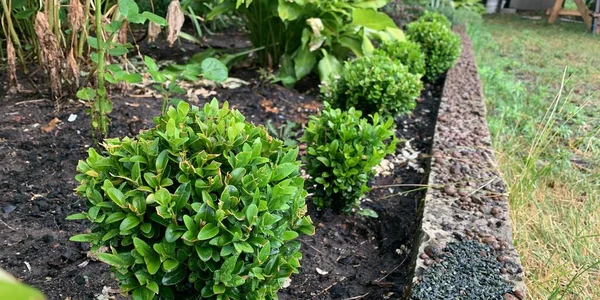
[
  {"x1": 68, "y1": 100, "x2": 314, "y2": 300},
  {"x1": 374, "y1": 40, "x2": 426, "y2": 77},
  {"x1": 407, "y1": 15, "x2": 462, "y2": 81},
  {"x1": 419, "y1": 11, "x2": 452, "y2": 28},
  {"x1": 321, "y1": 54, "x2": 423, "y2": 118}
]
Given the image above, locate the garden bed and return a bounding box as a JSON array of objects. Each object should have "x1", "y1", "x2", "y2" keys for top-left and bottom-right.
[{"x1": 0, "y1": 58, "x2": 441, "y2": 299}]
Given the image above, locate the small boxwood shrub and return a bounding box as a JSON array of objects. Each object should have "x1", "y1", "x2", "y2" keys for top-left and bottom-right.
[
  {"x1": 407, "y1": 15, "x2": 462, "y2": 81},
  {"x1": 321, "y1": 54, "x2": 423, "y2": 118},
  {"x1": 419, "y1": 11, "x2": 452, "y2": 28},
  {"x1": 374, "y1": 40, "x2": 426, "y2": 77},
  {"x1": 300, "y1": 103, "x2": 397, "y2": 213},
  {"x1": 68, "y1": 100, "x2": 315, "y2": 300}
]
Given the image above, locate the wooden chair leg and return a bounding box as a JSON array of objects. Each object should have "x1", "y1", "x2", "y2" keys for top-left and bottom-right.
[
  {"x1": 573, "y1": 0, "x2": 593, "y2": 29},
  {"x1": 549, "y1": 0, "x2": 566, "y2": 23}
]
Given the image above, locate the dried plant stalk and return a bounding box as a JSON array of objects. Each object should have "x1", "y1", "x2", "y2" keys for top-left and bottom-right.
[
  {"x1": 68, "y1": 0, "x2": 84, "y2": 32},
  {"x1": 166, "y1": 0, "x2": 184, "y2": 46},
  {"x1": 147, "y1": 22, "x2": 161, "y2": 43},
  {"x1": 67, "y1": 48, "x2": 79, "y2": 87},
  {"x1": 7, "y1": 38, "x2": 18, "y2": 91},
  {"x1": 34, "y1": 11, "x2": 63, "y2": 102},
  {"x1": 118, "y1": 20, "x2": 129, "y2": 45}
]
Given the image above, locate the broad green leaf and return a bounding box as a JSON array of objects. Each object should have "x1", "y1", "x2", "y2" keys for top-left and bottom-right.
[
  {"x1": 118, "y1": 0, "x2": 139, "y2": 18},
  {"x1": 142, "y1": 11, "x2": 167, "y2": 26},
  {"x1": 246, "y1": 204, "x2": 258, "y2": 223},
  {"x1": 133, "y1": 237, "x2": 155, "y2": 258},
  {"x1": 76, "y1": 87, "x2": 96, "y2": 101},
  {"x1": 293, "y1": 47, "x2": 317, "y2": 80},
  {"x1": 282, "y1": 230, "x2": 299, "y2": 241},
  {"x1": 107, "y1": 187, "x2": 127, "y2": 208},
  {"x1": 66, "y1": 213, "x2": 87, "y2": 220},
  {"x1": 317, "y1": 51, "x2": 342, "y2": 82},
  {"x1": 161, "y1": 267, "x2": 187, "y2": 285},
  {"x1": 197, "y1": 224, "x2": 219, "y2": 241},
  {"x1": 98, "y1": 253, "x2": 127, "y2": 268},
  {"x1": 351, "y1": 9, "x2": 398, "y2": 31},
  {"x1": 162, "y1": 260, "x2": 179, "y2": 272},
  {"x1": 120, "y1": 215, "x2": 141, "y2": 232},
  {"x1": 271, "y1": 163, "x2": 297, "y2": 182},
  {"x1": 201, "y1": 58, "x2": 228, "y2": 82},
  {"x1": 69, "y1": 233, "x2": 97, "y2": 243}
]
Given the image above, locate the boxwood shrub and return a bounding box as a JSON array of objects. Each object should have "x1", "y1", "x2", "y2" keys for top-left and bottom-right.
[
  {"x1": 374, "y1": 40, "x2": 426, "y2": 77},
  {"x1": 300, "y1": 103, "x2": 397, "y2": 213},
  {"x1": 68, "y1": 100, "x2": 314, "y2": 300},
  {"x1": 419, "y1": 11, "x2": 452, "y2": 28},
  {"x1": 321, "y1": 54, "x2": 423, "y2": 118},
  {"x1": 407, "y1": 14, "x2": 462, "y2": 81}
]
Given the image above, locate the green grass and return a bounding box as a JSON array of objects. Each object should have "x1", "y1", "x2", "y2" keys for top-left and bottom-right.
[{"x1": 467, "y1": 15, "x2": 600, "y2": 299}]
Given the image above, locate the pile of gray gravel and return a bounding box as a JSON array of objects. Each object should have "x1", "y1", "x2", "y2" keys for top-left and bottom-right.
[{"x1": 411, "y1": 240, "x2": 512, "y2": 300}]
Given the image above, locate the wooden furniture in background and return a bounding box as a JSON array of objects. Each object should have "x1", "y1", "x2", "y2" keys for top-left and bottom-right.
[{"x1": 547, "y1": 0, "x2": 593, "y2": 30}]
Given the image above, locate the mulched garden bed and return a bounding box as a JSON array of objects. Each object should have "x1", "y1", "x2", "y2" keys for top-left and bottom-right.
[{"x1": 0, "y1": 48, "x2": 442, "y2": 299}]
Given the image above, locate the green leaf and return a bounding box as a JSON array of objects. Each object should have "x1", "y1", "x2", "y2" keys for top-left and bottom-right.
[
  {"x1": 109, "y1": 46, "x2": 129, "y2": 56},
  {"x1": 118, "y1": 0, "x2": 139, "y2": 18},
  {"x1": 69, "y1": 233, "x2": 97, "y2": 243},
  {"x1": 146, "y1": 255, "x2": 161, "y2": 275},
  {"x1": 98, "y1": 253, "x2": 127, "y2": 268},
  {"x1": 155, "y1": 150, "x2": 169, "y2": 174},
  {"x1": 146, "y1": 281, "x2": 159, "y2": 295},
  {"x1": 120, "y1": 215, "x2": 141, "y2": 232},
  {"x1": 105, "y1": 212, "x2": 127, "y2": 224},
  {"x1": 144, "y1": 55, "x2": 159, "y2": 72},
  {"x1": 358, "y1": 208, "x2": 379, "y2": 218},
  {"x1": 195, "y1": 246, "x2": 213, "y2": 262},
  {"x1": 201, "y1": 58, "x2": 228, "y2": 82},
  {"x1": 246, "y1": 204, "x2": 258, "y2": 223},
  {"x1": 107, "y1": 187, "x2": 127, "y2": 208},
  {"x1": 317, "y1": 51, "x2": 342, "y2": 82},
  {"x1": 154, "y1": 188, "x2": 171, "y2": 206},
  {"x1": 161, "y1": 267, "x2": 187, "y2": 285},
  {"x1": 66, "y1": 213, "x2": 87, "y2": 220},
  {"x1": 142, "y1": 11, "x2": 167, "y2": 26},
  {"x1": 133, "y1": 237, "x2": 155, "y2": 258},
  {"x1": 351, "y1": 9, "x2": 398, "y2": 31},
  {"x1": 282, "y1": 230, "x2": 299, "y2": 241},
  {"x1": 197, "y1": 223, "x2": 219, "y2": 241},
  {"x1": 293, "y1": 47, "x2": 317, "y2": 80},
  {"x1": 76, "y1": 87, "x2": 96, "y2": 101},
  {"x1": 163, "y1": 259, "x2": 179, "y2": 272},
  {"x1": 271, "y1": 163, "x2": 297, "y2": 182}
]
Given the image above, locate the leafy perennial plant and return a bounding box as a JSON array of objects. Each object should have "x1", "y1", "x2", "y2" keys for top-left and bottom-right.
[
  {"x1": 301, "y1": 103, "x2": 397, "y2": 213},
  {"x1": 68, "y1": 100, "x2": 314, "y2": 300}
]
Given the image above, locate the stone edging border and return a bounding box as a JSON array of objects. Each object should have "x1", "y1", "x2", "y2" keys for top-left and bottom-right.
[{"x1": 410, "y1": 28, "x2": 527, "y2": 299}]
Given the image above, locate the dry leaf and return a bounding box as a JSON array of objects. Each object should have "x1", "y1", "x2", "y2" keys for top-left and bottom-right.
[
  {"x1": 6, "y1": 38, "x2": 17, "y2": 90},
  {"x1": 147, "y1": 22, "x2": 161, "y2": 43},
  {"x1": 34, "y1": 12, "x2": 63, "y2": 102},
  {"x1": 166, "y1": 0, "x2": 185, "y2": 46},
  {"x1": 68, "y1": 0, "x2": 84, "y2": 32},
  {"x1": 260, "y1": 99, "x2": 279, "y2": 113},
  {"x1": 67, "y1": 48, "x2": 79, "y2": 86},
  {"x1": 118, "y1": 20, "x2": 129, "y2": 45},
  {"x1": 41, "y1": 118, "x2": 61, "y2": 133},
  {"x1": 307, "y1": 18, "x2": 324, "y2": 37}
]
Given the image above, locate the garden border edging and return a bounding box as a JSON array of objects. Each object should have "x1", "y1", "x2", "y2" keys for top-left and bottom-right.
[{"x1": 410, "y1": 27, "x2": 527, "y2": 299}]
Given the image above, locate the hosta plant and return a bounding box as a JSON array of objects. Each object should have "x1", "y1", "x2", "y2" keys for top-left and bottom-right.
[
  {"x1": 407, "y1": 14, "x2": 461, "y2": 81},
  {"x1": 321, "y1": 54, "x2": 423, "y2": 118},
  {"x1": 68, "y1": 100, "x2": 314, "y2": 300},
  {"x1": 374, "y1": 39, "x2": 426, "y2": 77},
  {"x1": 300, "y1": 103, "x2": 397, "y2": 213},
  {"x1": 208, "y1": 0, "x2": 405, "y2": 86}
]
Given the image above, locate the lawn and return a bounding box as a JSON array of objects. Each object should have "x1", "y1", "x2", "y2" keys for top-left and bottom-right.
[{"x1": 468, "y1": 15, "x2": 600, "y2": 299}]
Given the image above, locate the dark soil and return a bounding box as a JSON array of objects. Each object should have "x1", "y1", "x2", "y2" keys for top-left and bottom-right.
[{"x1": 0, "y1": 50, "x2": 441, "y2": 300}]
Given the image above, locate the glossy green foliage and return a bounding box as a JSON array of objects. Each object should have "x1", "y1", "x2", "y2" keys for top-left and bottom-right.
[
  {"x1": 374, "y1": 39, "x2": 426, "y2": 77},
  {"x1": 322, "y1": 54, "x2": 423, "y2": 118},
  {"x1": 300, "y1": 103, "x2": 397, "y2": 213},
  {"x1": 0, "y1": 268, "x2": 45, "y2": 300},
  {"x1": 418, "y1": 11, "x2": 452, "y2": 28},
  {"x1": 209, "y1": 0, "x2": 404, "y2": 86},
  {"x1": 407, "y1": 13, "x2": 461, "y2": 81},
  {"x1": 68, "y1": 100, "x2": 314, "y2": 300}
]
